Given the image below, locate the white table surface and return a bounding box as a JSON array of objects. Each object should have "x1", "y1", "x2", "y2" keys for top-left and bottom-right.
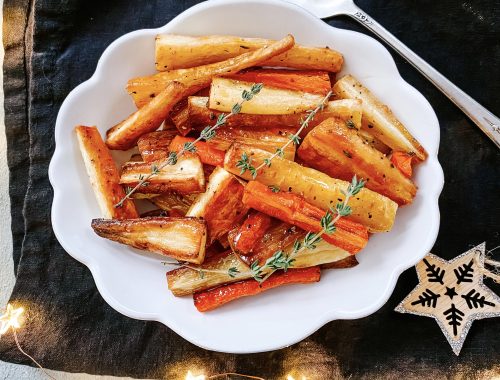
[{"x1": 0, "y1": 2, "x2": 146, "y2": 379}]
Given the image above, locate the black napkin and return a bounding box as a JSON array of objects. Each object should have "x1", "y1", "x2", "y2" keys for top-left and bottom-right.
[{"x1": 1, "y1": 0, "x2": 499, "y2": 378}]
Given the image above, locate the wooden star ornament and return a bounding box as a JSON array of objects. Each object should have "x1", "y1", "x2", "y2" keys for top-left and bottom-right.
[{"x1": 395, "y1": 242, "x2": 500, "y2": 355}]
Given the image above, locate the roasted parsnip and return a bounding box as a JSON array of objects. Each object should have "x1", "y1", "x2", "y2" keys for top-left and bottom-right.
[
  {"x1": 127, "y1": 35, "x2": 296, "y2": 108},
  {"x1": 169, "y1": 97, "x2": 191, "y2": 135},
  {"x1": 205, "y1": 125, "x2": 296, "y2": 161},
  {"x1": 169, "y1": 227, "x2": 352, "y2": 297},
  {"x1": 167, "y1": 251, "x2": 249, "y2": 296},
  {"x1": 155, "y1": 34, "x2": 343, "y2": 72},
  {"x1": 140, "y1": 209, "x2": 168, "y2": 218},
  {"x1": 137, "y1": 130, "x2": 178, "y2": 163},
  {"x1": 358, "y1": 129, "x2": 391, "y2": 154},
  {"x1": 224, "y1": 144, "x2": 398, "y2": 232},
  {"x1": 91, "y1": 217, "x2": 207, "y2": 264},
  {"x1": 322, "y1": 255, "x2": 359, "y2": 269},
  {"x1": 106, "y1": 81, "x2": 188, "y2": 150},
  {"x1": 187, "y1": 167, "x2": 249, "y2": 244},
  {"x1": 288, "y1": 240, "x2": 351, "y2": 268},
  {"x1": 150, "y1": 193, "x2": 198, "y2": 216},
  {"x1": 209, "y1": 78, "x2": 325, "y2": 115},
  {"x1": 182, "y1": 96, "x2": 361, "y2": 138},
  {"x1": 333, "y1": 75, "x2": 427, "y2": 161},
  {"x1": 298, "y1": 118, "x2": 417, "y2": 205},
  {"x1": 75, "y1": 126, "x2": 138, "y2": 219},
  {"x1": 111, "y1": 36, "x2": 296, "y2": 148},
  {"x1": 120, "y1": 156, "x2": 205, "y2": 194}
]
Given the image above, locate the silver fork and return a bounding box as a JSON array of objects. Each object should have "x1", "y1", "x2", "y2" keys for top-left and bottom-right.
[{"x1": 286, "y1": 0, "x2": 500, "y2": 148}]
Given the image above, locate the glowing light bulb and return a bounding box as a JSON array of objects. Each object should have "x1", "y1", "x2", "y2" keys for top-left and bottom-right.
[
  {"x1": 286, "y1": 375, "x2": 307, "y2": 380},
  {"x1": 0, "y1": 304, "x2": 24, "y2": 336},
  {"x1": 185, "y1": 370, "x2": 206, "y2": 380}
]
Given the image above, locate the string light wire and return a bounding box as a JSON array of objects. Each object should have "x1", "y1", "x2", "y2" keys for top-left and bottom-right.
[{"x1": 0, "y1": 303, "x2": 56, "y2": 380}]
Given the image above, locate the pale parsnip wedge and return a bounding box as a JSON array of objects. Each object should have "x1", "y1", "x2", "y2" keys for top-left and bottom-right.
[
  {"x1": 128, "y1": 35, "x2": 296, "y2": 108},
  {"x1": 333, "y1": 75, "x2": 427, "y2": 161},
  {"x1": 92, "y1": 217, "x2": 206, "y2": 264},
  {"x1": 168, "y1": 238, "x2": 351, "y2": 296},
  {"x1": 155, "y1": 34, "x2": 343, "y2": 72},
  {"x1": 206, "y1": 125, "x2": 295, "y2": 161},
  {"x1": 182, "y1": 97, "x2": 363, "y2": 139},
  {"x1": 224, "y1": 144, "x2": 398, "y2": 233},
  {"x1": 298, "y1": 118, "x2": 417, "y2": 205},
  {"x1": 287, "y1": 240, "x2": 351, "y2": 268},
  {"x1": 106, "y1": 81, "x2": 188, "y2": 150},
  {"x1": 187, "y1": 167, "x2": 249, "y2": 244},
  {"x1": 150, "y1": 193, "x2": 198, "y2": 216},
  {"x1": 109, "y1": 36, "x2": 296, "y2": 149},
  {"x1": 120, "y1": 156, "x2": 205, "y2": 195},
  {"x1": 167, "y1": 251, "x2": 249, "y2": 296},
  {"x1": 75, "y1": 126, "x2": 138, "y2": 219},
  {"x1": 209, "y1": 78, "x2": 324, "y2": 115},
  {"x1": 322, "y1": 255, "x2": 358, "y2": 269},
  {"x1": 358, "y1": 129, "x2": 391, "y2": 154}
]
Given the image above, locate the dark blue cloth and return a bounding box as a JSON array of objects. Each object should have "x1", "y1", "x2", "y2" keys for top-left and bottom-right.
[{"x1": 1, "y1": 0, "x2": 499, "y2": 378}]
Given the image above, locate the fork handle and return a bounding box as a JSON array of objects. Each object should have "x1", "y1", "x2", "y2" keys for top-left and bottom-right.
[{"x1": 344, "y1": 5, "x2": 500, "y2": 149}]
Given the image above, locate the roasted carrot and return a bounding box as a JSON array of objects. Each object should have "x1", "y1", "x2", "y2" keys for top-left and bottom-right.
[
  {"x1": 390, "y1": 151, "x2": 414, "y2": 178},
  {"x1": 225, "y1": 68, "x2": 331, "y2": 95},
  {"x1": 193, "y1": 267, "x2": 321, "y2": 312},
  {"x1": 237, "y1": 221, "x2": 304, "y2": 266},
  {"x1": 233, "y1": 211, "x2": 273, "y2": 254},
  {"x1": 169, "y1": 135, "x2": 225, "y2": 167},
  {"x1": 242, "y1": 181, "x2": 368, "y2": 254}
]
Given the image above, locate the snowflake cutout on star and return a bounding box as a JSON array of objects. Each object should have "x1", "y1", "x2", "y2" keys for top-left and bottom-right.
[{"x1": 395, "y1": 242, "x2": 500, "y2": 355}]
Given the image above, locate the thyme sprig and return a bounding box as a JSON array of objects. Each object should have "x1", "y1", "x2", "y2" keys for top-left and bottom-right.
[
  {"x1": 238, "y1": 90, "x2": 333, "y2": 179},
  {"x1": 251, "y1": 175, "x2": 365, "y2": 283},
  {"x1": 115, "y1": 82, "x2": 264, "y2": 208},
  {"x1": 163, "y1": 176, "x2": 365, "y2": 283},
  {"x1": 161, "y1": 261, "x2": 232, "y2": 279}
]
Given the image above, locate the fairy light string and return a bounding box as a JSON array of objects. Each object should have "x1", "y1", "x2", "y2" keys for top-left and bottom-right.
[
  {"x1": 0, "y1": 303, "x2": 56, "y2": 380},
  {"x1": 476, "y1": 245, "x2": 500, "y2": 283},
  {"x1": 184, "y1": 369, "x2": 266, "y2": 379}
]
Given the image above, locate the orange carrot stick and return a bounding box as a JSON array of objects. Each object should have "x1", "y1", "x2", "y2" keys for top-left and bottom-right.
[
  {"x1": 390, "y1": 151, "x2": 414, "y2": 178},
  {"x1": 169, "y1": 135, "x2": 225, "y2": 167},
  {"x1": 193, "y1": 267, "x2": 320, "y2": 312},
  {"x1": 242, "y1": 181, "x2": 368, "y2": 254},
  {"x1": 225, "y1": 68, "x2": 331, "y2": 95},
  {"x1": 233, "y1": 211, "x2": 273, "y2": 254}
]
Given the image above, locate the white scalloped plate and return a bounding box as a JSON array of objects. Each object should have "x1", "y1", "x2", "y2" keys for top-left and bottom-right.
[{"x1": 49, "y1": 0, "x2": 444, "y2": 353}]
